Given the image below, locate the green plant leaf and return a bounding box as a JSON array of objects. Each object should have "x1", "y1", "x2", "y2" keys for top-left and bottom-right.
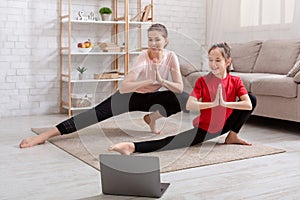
[
  {"x1": 76, "y1": 66, "x2": 87, "y2": 74},
  {"x1": 99, "y1": 7, "x2": 112, "y2": 14}
]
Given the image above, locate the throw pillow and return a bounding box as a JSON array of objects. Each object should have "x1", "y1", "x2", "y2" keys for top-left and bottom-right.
[
  {"x1": 253, "y1": 40, "x2": 300, "y2": 74},
  {"x1": 230, "y1": 41, "x2": 262, "y2": 73},
  {"x1": 287, "y1": 59, "x2": 300, "y2": 77}
]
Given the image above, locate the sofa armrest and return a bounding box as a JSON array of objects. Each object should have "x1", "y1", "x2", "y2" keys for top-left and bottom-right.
[{"x1": 294, "y1": 71, "x2": 300, "y2": 83}]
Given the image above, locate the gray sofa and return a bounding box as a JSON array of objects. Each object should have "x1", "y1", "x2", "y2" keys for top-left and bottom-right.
[{"x1": 180, "y1": 40, "x2": 300, "y2": 122}]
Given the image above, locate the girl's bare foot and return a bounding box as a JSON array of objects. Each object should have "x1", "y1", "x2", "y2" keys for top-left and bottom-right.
[
  {"x1": 143, "y1": 113, "x2": 162, "y2": 134},
  {"x1": 19, "y1": 127, "x2": 61, "y2": 148},
  {"x1": 109, "y1": 142, "x2": 135, "y2": 155},
  {"x1": 225, "y1": 131, "x2": 252, "y2": 146},
  {"x1": 19, "y1": 135, "x2": 46, "y2": 148}
]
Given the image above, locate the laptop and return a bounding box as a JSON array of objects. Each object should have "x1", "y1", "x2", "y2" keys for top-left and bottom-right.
[{"x1": 99, "y1": 154, "x2": 170, "y2": 198}]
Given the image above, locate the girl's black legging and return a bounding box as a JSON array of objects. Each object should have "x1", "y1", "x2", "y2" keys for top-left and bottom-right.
[
  {"x1": 56, "y1": 90, "x2": 189, "y2": 135},
  {"x1": 134, "y1": 93, "x2": 257, "y2": 153}
]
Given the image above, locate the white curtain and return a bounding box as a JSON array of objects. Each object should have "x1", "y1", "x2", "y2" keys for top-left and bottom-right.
[{"x1": 206, "y1": 0, "x2": 300, "y2": 45}]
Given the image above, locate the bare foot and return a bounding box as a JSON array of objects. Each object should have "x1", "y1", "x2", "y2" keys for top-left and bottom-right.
[
  {"x1": 143, "y1": 114, "x2": 162, "y2": 134},
  {"x1": 19, "y1": 135, "x2": 46, "y2": 148},
  {"x1": 225, "y1": 131, "x2": 252, "y2": 146},
  {"x1": 108, "y1": 142, "x2": 135, "y2": 155},
  {"x1": 19, "y1": 127, "x2": 60, "y2": 148}
]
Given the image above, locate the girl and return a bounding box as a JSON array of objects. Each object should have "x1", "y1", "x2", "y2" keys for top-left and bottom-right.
[
  {"x1": 110, "y1": 42, "x2": 257, "y2": 155},
  {"x1": 20, "y1": 23, "x2": 189, "y2": 148}
]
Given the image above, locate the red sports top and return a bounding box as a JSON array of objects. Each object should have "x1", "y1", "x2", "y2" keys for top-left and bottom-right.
[{"x1": 190, "y1": 73, "x2": 248, "y2": 133}]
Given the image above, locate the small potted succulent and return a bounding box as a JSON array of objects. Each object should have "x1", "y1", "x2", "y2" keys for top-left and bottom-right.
[
  {"x1": 99, "y1": 7, "x2": 112, "y2": 21},
  {"x1": 76, "y1": 66, "x2": 87, "y2": 80}
]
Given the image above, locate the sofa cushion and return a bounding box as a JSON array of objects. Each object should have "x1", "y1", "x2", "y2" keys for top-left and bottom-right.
[
  {"x1": 253, "y1": 40, "x2": 300, "y2": 74},
  {"x1": 230, "y1": 41, "x2": 262, "y2": 73},
  {"x1": 230, "y1": 72, "x2": 276, "y2": 92},
  {"x1": 287, "y1": 59, "x2": 300, "y2": 77},
  {"x1": 251, "y1": 75, "x2": 297, "y2": 98}
]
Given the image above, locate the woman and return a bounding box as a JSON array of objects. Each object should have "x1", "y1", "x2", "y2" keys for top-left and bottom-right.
[
  {"x1": 19, "y1": 23, "x2": 189, "y2": 148},
  {"x1": 110, "y1": 42, "x2": 257, "y2": 155}
]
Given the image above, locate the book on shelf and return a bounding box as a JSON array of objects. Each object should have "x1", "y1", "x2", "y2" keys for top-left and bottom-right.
[
  {"x1": 102, "y1": 49, "x2": 121, "y2": 52},
  {"x1": 102, "y1": 47, "x2": 122, "y2": 52},
  {"x1": 98, "y1": 42, "x2": 117, "y2": 48},
  {"x1": 130, "y1": 4, "x2": 151, "y2": 22},
  {"x1": 98, "y1": 42, "x2": 121, "y2": 52},
  {"x1": 94, "y1": 70, "x2": 124, "y2": 79},
  {"x1": 141, "y1": 4, "x2": 151, "y2": 22}
]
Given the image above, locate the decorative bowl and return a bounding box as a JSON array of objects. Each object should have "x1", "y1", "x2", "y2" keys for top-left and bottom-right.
[{"x1": 78, "y1": 47, "x2": 92, "y2": 53}]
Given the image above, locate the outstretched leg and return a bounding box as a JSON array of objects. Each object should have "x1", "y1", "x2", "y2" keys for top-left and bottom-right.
[
  {"x1": 20, "y1": 91, "x2": 132, "y2": 148},
  {"x1": 110, "y1": 127, "x2": 209, "y2": 154}
]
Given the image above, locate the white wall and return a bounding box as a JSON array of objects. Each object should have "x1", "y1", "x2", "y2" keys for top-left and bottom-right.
[
  {"x1": 154, "y1": 0, "x2": 207, "y2": 70},
  {"x1": 0, "y1": 0, "x2": 60, "y2": 117},
  {"x1": 0, "y1": 0, "x2": 206, "y2": 118}
]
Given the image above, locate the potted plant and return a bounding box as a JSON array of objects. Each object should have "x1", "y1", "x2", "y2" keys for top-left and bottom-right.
[
  {"x1": 76, "y1": 66, "x2": 87, "y2": 80},
  {"x1": 99, "y1": 7, "x2": 112, "y2": 21}
]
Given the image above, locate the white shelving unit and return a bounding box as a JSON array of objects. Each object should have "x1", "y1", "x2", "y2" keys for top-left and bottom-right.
[{"x1": 59, "y1": 0, "x2": 154, "y2": 116}]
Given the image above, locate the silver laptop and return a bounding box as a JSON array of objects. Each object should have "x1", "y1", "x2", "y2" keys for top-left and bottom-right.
[{"x1": 99, "y1": 154, "x2": 170, "y2": 198}]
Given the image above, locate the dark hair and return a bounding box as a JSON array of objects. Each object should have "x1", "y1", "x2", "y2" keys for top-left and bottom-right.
[
  {"x1": 147, "y1": 23, "x2": 168, "y2": 39},
  {"x1": 208, "y1": 42, "x2": 232, "y2": 73},
  {"x1": 208, "y1": 42, "x2": 231, "y2": 59}
]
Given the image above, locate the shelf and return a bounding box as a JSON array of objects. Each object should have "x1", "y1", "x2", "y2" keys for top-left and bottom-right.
[
  {"x1": 62, "y1": 77, "x2": 124, "y2": 83},
  {"x1": 62, "y1": 19, "x2": 127, "y2": 25},
  {"x1": 60, "y1": 0, "x2": 154, "y2": 117},
  {"x1": 129, "y1": 21, "x2": 152, "y2": 25},
  {"x1": 63, "y1": 19, "x2": 151, "y2": 26},
  {"x1": 62, "y1": 105, "x2": 93, "y2": 111},
  {"x1": 62, "y1": 51, "x2": 126, "y2": 55}
]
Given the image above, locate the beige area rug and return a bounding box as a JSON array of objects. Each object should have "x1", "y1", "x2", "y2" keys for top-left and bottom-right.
[{"x1": 31, "y1": 117, "x2": 285, "y2": 173}]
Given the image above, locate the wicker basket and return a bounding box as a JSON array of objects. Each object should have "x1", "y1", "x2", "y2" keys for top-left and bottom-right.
[{"x1": 71, "y1": 94, "x2": 93, "y2": 108}]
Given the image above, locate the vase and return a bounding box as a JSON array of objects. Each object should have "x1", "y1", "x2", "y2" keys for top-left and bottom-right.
[
  {"x1": 78, "y1": 73, "x2": 84, "y2": 80},
  {"x1": 101, "y1": 14, "x2": 111, "y2": 21}
]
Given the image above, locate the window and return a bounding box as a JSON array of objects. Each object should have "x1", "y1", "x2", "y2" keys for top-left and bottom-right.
[{"x1": 240, "y1": 0, "x2": 295, "y2": 27}]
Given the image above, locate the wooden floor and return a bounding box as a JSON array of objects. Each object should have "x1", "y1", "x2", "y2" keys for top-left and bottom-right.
[{"x1": 1, "y1": 113, "x2": 299, "y2": 200}]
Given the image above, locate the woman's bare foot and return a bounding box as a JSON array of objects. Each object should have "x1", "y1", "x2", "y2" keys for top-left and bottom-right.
[
  {"x1": 19, "y1": 135, "x2": 46, "y2": 148},
  {"x1": 225, "y1": 131, "x2": 252, "y2": 146},
  {"x1": 19, "y1": 127, "x2": 61, "y2": 148},
  {"x1": 109, "y1": 142, "x2": 135, "y2": 155},
  {"x1": 143, "y1": 112, "x2": 163, "y2": 134}
]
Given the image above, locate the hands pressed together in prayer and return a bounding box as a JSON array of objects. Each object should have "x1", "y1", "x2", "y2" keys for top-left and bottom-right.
[
  {"x1": 151, "y1": 58, "x2": 165, "y2": 85},
  {"x1": 212, "y1": 84, "x2": 252, "y2": 111},
  {"x1": 212, "y1": 84, "x2": 227, "y2": 107}
]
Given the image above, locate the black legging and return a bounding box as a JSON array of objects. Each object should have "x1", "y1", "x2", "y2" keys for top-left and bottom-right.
[
  {"x1": 56, "y1": 90, "x2": 189, "y2": 134},
  {"x1": 134, "y1": 93, "x2": 257, "y2": 153}
]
